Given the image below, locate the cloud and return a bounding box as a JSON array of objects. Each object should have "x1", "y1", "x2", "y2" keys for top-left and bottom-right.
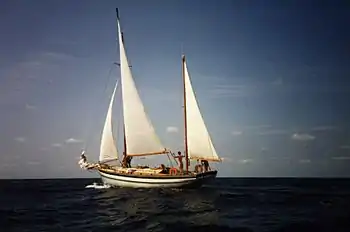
[
  {"x1": 238, "y1": 159, "x2": 253, "y2": 164},
  {"x1": 166, "y1": 126, "x2": 179, "y2": 133},
  {"x1": 15, "y1": 137, "x2": 26, "y2": 143},
  {"x1": 245, "y1": 125, "x2": 272, "y2": 130},
  {"x1": 291, "y1": 133, "x2": 315, "y2": 141},
  {"x1": 231, "y1": 130, "x2": 242, "y2": 136},
  {"x1": 40, "y1": 51, "x2": 76, "y2": 61},
  {"x1": 256, "y1": 129, "x2": 288, "y2": 136},
  {"x1": 0, "y1": 163, "x2": 17, "y2": 168},
  {"x1": 51, "y1": 143, "x2": 62, "y2": 147},
  {"x1": 209, "y1": 84, "x2": 256, "y2": 98},
  {"x1": 25, "y1": 104, "x2": 36, "y2": 110},
  {"x1": 331, "y1": 157, "x2": 350, "y2": 161},
  {"x1": 65, "y1": 138, "x2": 82, "y2": 143},
  {"x1": 221, "y1": 157, "x2": 233, "y2": 162},
  {"x1": 340, "y1": 145, "x2": 350, "y2": 150},
  {"x1": 311, "y1": 126, "x2": 337, "y2": 132},
  {"x1": 299, "y1": 159, "x2": 311, "y2": 164},
  {"x1": 0, "y1": 52, "x2": 62, "y2": 108}
]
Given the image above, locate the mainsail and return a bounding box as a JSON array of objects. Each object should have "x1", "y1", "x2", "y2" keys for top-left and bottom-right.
[
  {"x1": 183, "y1": 56, "x2": 221, "y2": 162},
  {"x1": 116, "y1": 16, "x2": 167, "y2": 156},
  {"x1": 99, "y1": 79, "x2": 119, "y2": 162}
]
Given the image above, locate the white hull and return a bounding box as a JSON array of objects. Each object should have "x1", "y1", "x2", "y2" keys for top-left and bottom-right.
[{"x1": 98, "y1": 169, "x2": 217, "y2": 188}]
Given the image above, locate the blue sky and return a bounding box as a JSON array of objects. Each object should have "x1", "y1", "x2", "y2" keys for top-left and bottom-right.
[{"x1": 0, "y1": 0, "x2": 349, "y2": 178}]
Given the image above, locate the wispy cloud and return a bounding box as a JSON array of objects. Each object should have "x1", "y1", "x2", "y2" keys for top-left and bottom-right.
[
  {"x1": 291, "y1": 133, "x2": 315, "y2": 141},
  {"x1": 0, "y1": 163, "x2": 18, "y2": 168},
  {"x1": 51, "y1": 143, "x2": 62, "y2": 147},
  {"x1": 0, "y1": 50, "x2": 62, "y2": 107},
  {"x1": 311, "y1": 126, "x2": 337, "y2": 132},
  {"x1": 331, "y1": 156, "x2": 350, "y2": 161},
  {"x1": 65, "y1": 138, "x2": 82, "y2": 144},
  {"x1": 207, "y1": 77, "x2": 350, "y2": 100},
  {"x1": 256, "y1": 129, "x2": 288, "y2": 136},
  {"x1": 221, "y1": 157, "x2": 233, "y2": 162},
  {"x1": 340, "y1": 145, "x2": 350, "y2": 150},
  {"x1": 299, "y1": 159, "x2": 311, "y2": 164},
  {"x1": 15, "y1": 137, "x2": 26, "y2": 143},
  {"x1": 238, "y1": 159, "x2": 253, "y2": 164},
  {"x1": 231, "y1": 130, "x2": 243, "y2": 136},
  {"x1": 27, "y1": 161, "x2": 41, "y2": 165},
  {"x1": 40, "y1": 51, "x2": 77, "y2": 61},
  {"x1": 209, "y1": 84, "x2": 256, "y2": 98},
  {"x1": 166, "y1": 126, "x2": 179, "y2": 133},
  {"x1": 230, "y1": 125, "x2": 288, "y2": 136},
  {"x1": 245, "y1": 125, "x2": 272, "y2": 130},
  {"x1": 25, "y1": 104, "x2": 36, "y2": 110}
]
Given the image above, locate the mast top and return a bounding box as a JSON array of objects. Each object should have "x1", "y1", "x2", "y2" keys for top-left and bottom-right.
[{"x1": 116, "y1": 8, "x2": 120, "y2": 19}]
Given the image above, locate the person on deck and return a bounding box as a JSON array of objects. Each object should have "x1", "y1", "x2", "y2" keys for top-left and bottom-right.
[
  {"x1": 173, "y1": 151, "x2": 184, "y2": 173},
  {"x1": 159, "y1": 164, "x2": 167, "y2": 174},
  {"x1": 78, "y1": 151, "x2": 88, "y2": 169},
  {"x1": 126, "y1": 156, "x2": 132, "y2": 168},
  {"x1": 122, "y1": 153, "x2": 128, "y2": 168},
  {"x1": 201, "y1": 159, "x2": 210, "y2": 172}
]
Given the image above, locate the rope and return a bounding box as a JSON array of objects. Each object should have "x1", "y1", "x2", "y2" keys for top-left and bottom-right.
[
  {"x1": 166, "y1": 152, "x2": 175, "y2": 167},
  {"x1": 82, "y1": 64, "x2": 117, "y2": 152}
]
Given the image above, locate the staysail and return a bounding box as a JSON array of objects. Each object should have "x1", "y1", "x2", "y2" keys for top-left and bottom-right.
[
  {"x1": 99, "y1": 79, "x2": 119, "y2": 162},
  {"x1": 183, "y1": 56, "x2": 221, "y2": 162},
  {"x1": 116, "y1": 15, "x2": 167, "y2": 156}
]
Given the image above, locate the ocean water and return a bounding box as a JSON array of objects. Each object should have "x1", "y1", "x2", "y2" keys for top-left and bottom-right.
[{"x1": 1, "y1": 178, "x2": 349, "y2": 232}]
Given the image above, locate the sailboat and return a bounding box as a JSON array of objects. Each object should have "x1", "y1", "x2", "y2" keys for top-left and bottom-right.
[{"x1": 79, "y1": 8, "x2": 222, "y2": 188}]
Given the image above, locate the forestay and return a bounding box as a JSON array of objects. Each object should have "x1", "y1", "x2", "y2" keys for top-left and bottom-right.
[
  {"x1": 99, "y1": 79, "x2": 119, "y2": 162},
  {"x1": 116, "y1": 19, "x2": 167, "y2": 156},
  {"x1": 184, "y1": 58, "x2": 221, "y2": 162}
]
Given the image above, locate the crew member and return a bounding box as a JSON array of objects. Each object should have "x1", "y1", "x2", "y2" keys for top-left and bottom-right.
[
  {"x1": 174, "y1": 151, "x2": 184, "y2": 172},
  {"x1": 126, "y1": 156, "x2": 132, "y2": 168},
  {"x1": 201, "y1": 159, "x2": 210, "y2": 172},
  {"x1": 78, "y1": 151, "x2": 88, "y2": 169}
]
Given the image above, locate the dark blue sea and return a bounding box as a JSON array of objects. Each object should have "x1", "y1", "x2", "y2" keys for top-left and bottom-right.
[{"x1": 1, "y1": 178, "x2": 349, "y2": 232}]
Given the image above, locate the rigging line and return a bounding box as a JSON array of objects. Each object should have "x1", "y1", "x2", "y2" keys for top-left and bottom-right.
[
  {"x1": 166, "y1": 153, "x2": 174, "y2": 168},
  {"x1": 83, "y1": 63, "x2": 117, "y2": 151},
  {"x1": 170, "y1": 152, "x2": 179, "y2": 166}
]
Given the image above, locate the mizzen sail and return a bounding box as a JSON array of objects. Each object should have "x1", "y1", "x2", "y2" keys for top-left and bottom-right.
[
  {"x1": 116, "y1": 16, "x2": 167, "y2": 156},
  {"x1": 99, "y1": 79, "x2": 119, "y2": 162},
  {"x1": 183, "y1": 57, "x2": 221, "y2": 162}
]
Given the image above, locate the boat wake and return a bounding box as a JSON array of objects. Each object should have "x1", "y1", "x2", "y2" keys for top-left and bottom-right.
[{"x1": 85, "y1": 182, "x2": 111, "y2": 189}]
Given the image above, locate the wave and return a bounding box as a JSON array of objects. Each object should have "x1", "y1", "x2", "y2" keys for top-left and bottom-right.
[{"x1": 85, "y1": 182, "x2": 111, "y2": 189}]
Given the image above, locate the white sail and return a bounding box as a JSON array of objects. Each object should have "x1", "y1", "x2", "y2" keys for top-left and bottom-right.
[
  {"x1": 117, "y1": 19, "x2": 166, "y2": 156},
  {"x1": 184, "y1": 58, "x2": 221, "y2": 161},
  {"x1": 99, "y1": 79, "x2": 119, "y2": 162}
]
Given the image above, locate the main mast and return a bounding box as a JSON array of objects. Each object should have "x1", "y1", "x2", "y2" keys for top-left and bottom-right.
[
  {"x1": 182, "y1": 55, "x2": 189, "y2": 172},
  {"x1": 116, "y1": 8, "x2": 127, "y2": 160}
]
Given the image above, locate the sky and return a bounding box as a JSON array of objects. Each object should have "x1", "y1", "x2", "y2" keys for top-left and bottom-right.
[{"x1": 0, "y1": 0, "x2": 349, "y2": 179}]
